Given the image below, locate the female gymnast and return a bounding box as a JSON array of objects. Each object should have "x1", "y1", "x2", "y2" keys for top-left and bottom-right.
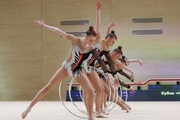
[
  {"x1": 85, "y1": 43, "x2": 131, "y2": 114},
  {"x1": 117, "y1": 55, "x2": 144, "y2": 84},
  {"x1": 82, "y1": 9, "x2": 132, "y2": 114},
  {"x1": 21, "y1": 18, "x2": 110, "y2": 120},
  {"x1": 96, "y1": 46, "x2": 133, "y2": 112},
  {"x1": 75, "y1": 0, "x2": 129, "y2": 117},
  {"x1": 78, "y1": 0, "x2": 109, "y2": 118}
]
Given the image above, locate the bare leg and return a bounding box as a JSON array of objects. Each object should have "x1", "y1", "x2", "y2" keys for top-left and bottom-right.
[
  {"x1": 102, "y1": 81, "x2": 129, "y2": 113},
  {"x1": 21, "y1": 67, "x2": 68, "y2": 119},
  {"x1": 75, "y1": 74, "x2": 95, "y2": 120},
  {"x1": 109, "y1": 84, "x2": 130, "y2": 112},
  {"x1": 83, "y1": 90, "x2": 88, "y2": 109},
  {"x1": 102, "y1": 92, "x2": 110, "y2": 115},
  {"x1": 103, "y1": 93, "x2": 107, "y2": 109},
  {"x1": 118, "y1": 97, "x2": 132, "y2": 110},
  {"x1": 86, "y1": 71, "x2": 107, "y2": 118},
  {"x1": 83, "y1": 89, "x2": 96, "y2": 114}
]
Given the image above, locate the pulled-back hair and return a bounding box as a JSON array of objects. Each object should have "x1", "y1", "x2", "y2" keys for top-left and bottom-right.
[
  {"x1": 113, "y1": 46, "x2": 123, "y2": 55},
  {"x1": 85, "y1": 26, "x2": 97, "y2": 37},
  {"x1": 119, "y1": 55, "x2": 126, "y2": 63},
  {"x1": 105, "y1": 30, "x2": 117, "y2": 40}
]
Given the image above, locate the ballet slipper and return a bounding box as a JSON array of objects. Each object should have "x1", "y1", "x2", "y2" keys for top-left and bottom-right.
[
  {"x1": 123, "y1": 103, "x2": 132, "y2": 110},
  {"x1": 121, "y1": 105, "x2": 129, "y2": 113},
  {"x1": 21, "y1": 107, "x2": 31, "y2": 119},
  {"x1": 126, "y1": 109, "x2": 130, "y2": 113},
  {"x1": 126, "y1": 105, "x2": 132, "y2": 110}
]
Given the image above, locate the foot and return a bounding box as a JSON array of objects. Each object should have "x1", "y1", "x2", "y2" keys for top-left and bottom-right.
[
  {"x1": 121, "y1": 105, "x2": 129, "y2": 113},
  {"x1": 93, "y1": 110, "x2": 96, "y2": 114},
  {"x1": 96, "y1": 114, "x2": 108, "y2": 118},
  {"x1": 126, "y1": 104, "x2": 132, "y2": 110},
  {"x1": 21, "y1": 107, "x2": 31, "y2": 119},
  {"x1": 127, "y1": 106, "x2": 132, "y2": 110},
  {"x1": 103, "y1": 112, "x2": 110, "y2": 115},
  {"x1": 88, "y1": 116, "x2": 95, "y2": 120},
  {"x1": 104, "y1": 112, "x2": 110, "y2": 115}
]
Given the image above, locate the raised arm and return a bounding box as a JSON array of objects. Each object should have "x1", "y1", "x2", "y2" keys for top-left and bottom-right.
[
  {"x1": 93, "y1": 0, "x2": 102, "y2": 44},
  {"x1": 96, "y1": 0, "x2": 102, "y2": 33},
  {"x1": 34, "y1": 19, "x2": 77, "y2": 43},
  {"x1": 106, "y1": 22, "x2": 115, "y2": 34}
]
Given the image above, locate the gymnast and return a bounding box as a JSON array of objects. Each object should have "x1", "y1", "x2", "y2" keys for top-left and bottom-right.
[{"x1": 21, "y1": 18, "x2": 110, "y2": 120}]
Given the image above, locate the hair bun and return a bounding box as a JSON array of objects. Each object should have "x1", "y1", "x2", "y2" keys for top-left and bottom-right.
[
  {"x1": 118, "y1": 46, "x2": 122, "y2": 50},
  {"x1": 122, "y1": 55, "x2": 126, "y2": 59},
  {"x1": 89, "y1": 26, "x2": 94, "y2": 31},
  {"x1": 111, "y1": 30, "x2": 115, "y2": 34}
]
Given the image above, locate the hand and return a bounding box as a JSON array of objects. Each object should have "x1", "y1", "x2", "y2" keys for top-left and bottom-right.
[
  {"x1": 130, "y1": 73, "x2": 134, "y2": 81},
  {"x1": 129, "y1": 87, "x2": 136, "y2": 94},
  {"x1": 139, "y1": 60, "x2": 145, "y2": 66},
  {"x1": 114, "y1": 74, "x2": 120, "y2": 86},
  {"x1": 105, "y1": 73, "x2": 110, "y2": 84},
  {"x1": 34, "y1": 19, "x2": 45, "y2": 26},
  {"x1": 108, "y1": 22, "x2": 115, "y2": 28},
  {"x1": 96, "y1": 0, "x2": 102, "y2": 10}
]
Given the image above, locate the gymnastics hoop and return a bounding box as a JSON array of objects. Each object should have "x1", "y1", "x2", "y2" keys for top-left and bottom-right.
[
  {"x1": 59, "y1": 81, "x2": 88, "y2": 119},
  {"x1": 68, "y1": 78, "x2": 88, "y2": 115},
  {"x1": 59, "y1": 65, "x2": 116, "y2": 118}
]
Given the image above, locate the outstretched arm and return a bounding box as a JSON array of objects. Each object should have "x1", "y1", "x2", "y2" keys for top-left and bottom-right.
[
  {"x1": 34, "y1": 19, "x2": 77, "y2": 43},
  {"x1": 126, "y1": 59, "x2": 145, "y2": 66},
  {"x1": 117, "y1": 69, "x2": 142, "y2": 84},
  {"x1": 118, "y1": 80, "x2": 135, "y2": 94},
  {"x1": 116, "y1": 60, "x2": 134, "y2": 81},
  {"x1": 117, "y1": 69, "x2": 132, "y2": 81},
  {"x1": 122, "y1": 65, "x2": 134, "y2": 80}
]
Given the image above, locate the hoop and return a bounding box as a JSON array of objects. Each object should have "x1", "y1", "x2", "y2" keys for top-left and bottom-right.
[{"x1": 59, "y1": 81, "x2": 88, "y2": 119}]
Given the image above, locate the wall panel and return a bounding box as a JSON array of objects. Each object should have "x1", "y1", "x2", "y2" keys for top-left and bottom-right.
[{"x1": 0, "y1": 0, "x2": 42, "y2": 100}]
